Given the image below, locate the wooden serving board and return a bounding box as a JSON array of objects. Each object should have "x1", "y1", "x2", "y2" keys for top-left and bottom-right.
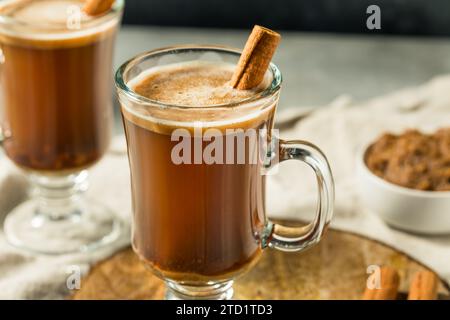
[{"x1": 72, "y1": 228, "x2": 449, "y2": 300}]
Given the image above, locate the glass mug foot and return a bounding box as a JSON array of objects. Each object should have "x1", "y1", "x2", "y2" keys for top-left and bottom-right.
[
  {"x1": 165, "y1": 280, "x2": 234, "y2": 300},
  {"x1": 3, "y1": 171, "x2": 122, "y2": 255}
]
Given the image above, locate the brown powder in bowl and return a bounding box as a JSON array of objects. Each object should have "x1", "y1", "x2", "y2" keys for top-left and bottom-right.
[{"x1": 365, "y1": 128, "x2": 450, "y2": 191}]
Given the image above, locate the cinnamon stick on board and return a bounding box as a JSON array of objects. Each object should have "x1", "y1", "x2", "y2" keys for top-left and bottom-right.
[
  {"x1": 407, "y1": 271, "x2": 438, "y2": 300},
  {"x1": 83, "y1": 0, "x2": 115, "y2": 16},
  {"x1": 362, "y1": 266, "x2": 400, "y2": 300},
  {"x1": 230, "y1": 25, "x2": 281, "y2": 90}
]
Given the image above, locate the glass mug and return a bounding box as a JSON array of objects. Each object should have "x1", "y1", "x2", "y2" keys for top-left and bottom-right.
[
  {"x1": 0, "y1": 0, "x2": 124, "y2": 254},
  {"x1": 115, "y1": 46, "x2": 334, "y2": 299}
]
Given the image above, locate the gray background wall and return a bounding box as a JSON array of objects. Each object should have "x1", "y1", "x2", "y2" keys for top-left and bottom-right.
[{"x1": 122, "y1": 0, "x2": 450, "y2": 37}]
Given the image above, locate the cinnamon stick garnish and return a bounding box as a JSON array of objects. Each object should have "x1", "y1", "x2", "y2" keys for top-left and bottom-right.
[
  {"x1": 230, "y1": 25, "x2": 281, "y2": 90},
  {"x1": 83, "y1": 0, "x2": 115, "y2": 16},
  {"x1": 362, "y1": 266, "x2": 400, "y2": 300},
  {"x1": 407, "y1": 271, "x2": 438, "y2": 300}
]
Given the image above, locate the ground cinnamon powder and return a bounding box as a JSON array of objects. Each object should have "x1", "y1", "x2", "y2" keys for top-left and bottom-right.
[{"x1": 365, "y1": 128, "x2": 450, "y2": 191}]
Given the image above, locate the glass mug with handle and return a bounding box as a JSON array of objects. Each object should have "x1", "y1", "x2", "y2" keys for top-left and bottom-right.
[
  {"x1": 115, "y1": 46, "x2": 334, "y2": 299},
  {"x1": 0, "y1": 0, "x2": 124, "y2": 254}
]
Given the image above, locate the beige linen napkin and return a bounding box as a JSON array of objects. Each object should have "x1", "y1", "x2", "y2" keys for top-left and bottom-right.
[{"x1": 0, "y1": 75, "x2": 449, "y2": 299}]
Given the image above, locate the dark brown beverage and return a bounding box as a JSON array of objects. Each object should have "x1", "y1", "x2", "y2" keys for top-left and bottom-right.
[
  {"x1": 0, "y1": 0, "x2": 120, "y2": 173},
  {"x1": 122, "y1": 62, "x2": 276, "y2": 283}
]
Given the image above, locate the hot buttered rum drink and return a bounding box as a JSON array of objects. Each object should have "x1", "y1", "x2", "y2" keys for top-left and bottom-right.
[
  {"x1": 122, "y1": 61, "x2": 276, "y2": 283},
  {"x1": 0, "y1": 0, "x2": 120, "y2": 172}
]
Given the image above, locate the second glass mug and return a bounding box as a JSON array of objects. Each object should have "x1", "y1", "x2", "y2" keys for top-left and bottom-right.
[
  {"x1": 116, "y1": 46, "x2": 334, "y2": 299},
  {"x1": 0, "y1": 0, "x2": 124, "y2": 254}
]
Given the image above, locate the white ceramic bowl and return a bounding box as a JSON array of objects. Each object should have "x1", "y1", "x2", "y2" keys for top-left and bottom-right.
[{"x1": 357, "y1": 142, "x2": 450, "y2": 235}]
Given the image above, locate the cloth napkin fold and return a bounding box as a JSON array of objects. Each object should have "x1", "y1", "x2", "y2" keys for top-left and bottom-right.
[{"x1": 1, "y1": 75, "x2": 450, "y2": 299}]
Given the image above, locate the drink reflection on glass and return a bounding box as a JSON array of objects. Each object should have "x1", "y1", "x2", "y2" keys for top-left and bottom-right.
[
  {"x1": 116, "y1": 46, "x2": 335, "y2": 299},
  {"x1": 0, "y1": 0, "x2": 124, "y2": 254}
]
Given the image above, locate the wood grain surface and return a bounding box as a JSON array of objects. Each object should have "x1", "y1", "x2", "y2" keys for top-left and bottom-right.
[{"x1": 72, "y1": 228, "x2": 449, "y2": 300}]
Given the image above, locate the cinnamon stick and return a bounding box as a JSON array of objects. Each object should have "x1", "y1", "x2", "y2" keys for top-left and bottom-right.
[
  {"x1": 83, "y1": 0, "x2": 115, "y2": 16},
  {"x1": 230, "y1": 25, "x2": 281, "y2": 90},
  {"x1": 407, "y1": 271, "x2": 438, "y2": 300},
  {"x1": 362, "y1": 266, "x2": 400, "y2": 300}
]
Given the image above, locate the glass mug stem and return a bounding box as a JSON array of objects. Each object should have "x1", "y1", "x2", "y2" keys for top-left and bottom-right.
[
  {"x1": 31, "y1": 171, "x2": 89, "y2": 221},
  {"x1": 165, "y1": 280, "x2": 234, "y2": 300},
  {"x1": 262, "y1": 139, "x2": 334, "y2": 251}
]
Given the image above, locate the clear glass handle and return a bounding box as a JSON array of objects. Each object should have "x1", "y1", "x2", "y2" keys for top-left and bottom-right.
[{"x1": 262, "y1": 139, "x2": 334, "y2": 252}]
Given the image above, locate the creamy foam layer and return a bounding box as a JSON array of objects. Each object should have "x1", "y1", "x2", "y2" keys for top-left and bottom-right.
[
  {"x1": 6, "y1": 0, "x2": 92, "y2": 26},
  {"x1": 0, "y1": 0, "x2": 120, "y2": 47},
  {"x1": 122, "y1": 61, "x2": 276, "y2": 134},
  {"x1": 132, "y1": 61, "x2": 267, "y2": 106}
]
